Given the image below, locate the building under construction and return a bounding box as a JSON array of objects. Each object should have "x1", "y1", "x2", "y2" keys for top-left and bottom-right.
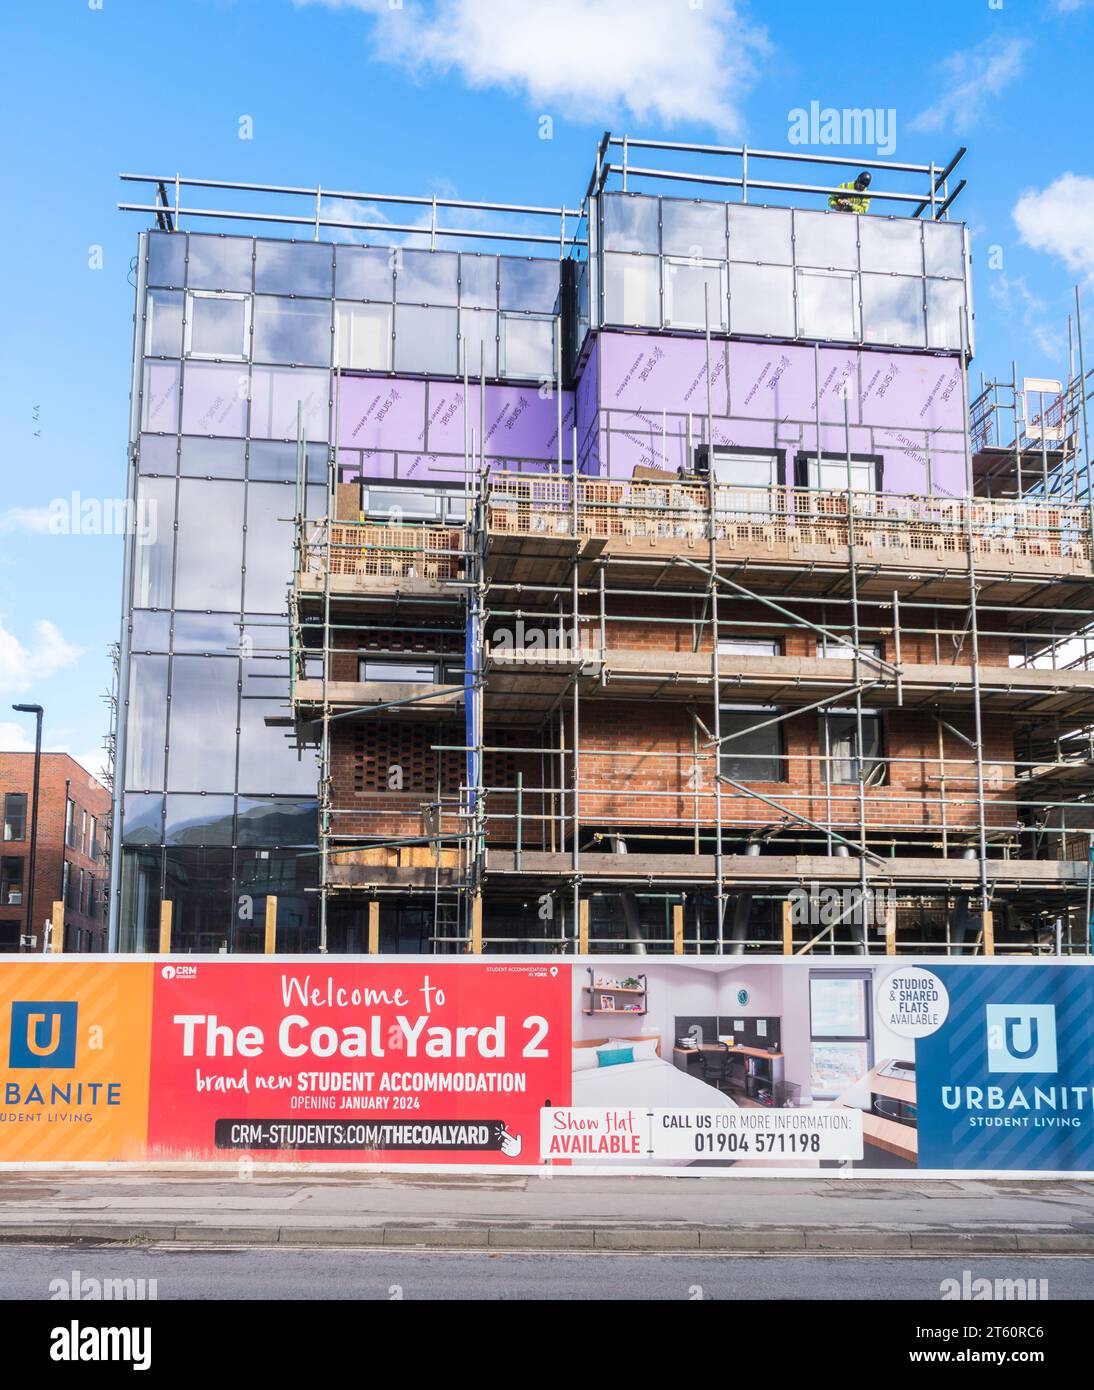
[{"x1": 111, "y1": 137, "x2": 1094, "y2": 957}]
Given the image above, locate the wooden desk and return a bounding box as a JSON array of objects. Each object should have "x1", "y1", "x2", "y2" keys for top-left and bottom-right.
[{"x1": 832, "y1": 1060, "x2": 917, "y2": 1162}]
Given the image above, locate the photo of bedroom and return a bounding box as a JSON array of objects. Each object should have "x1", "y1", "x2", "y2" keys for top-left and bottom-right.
[{"x1": 566, "y1": 962, "x2": 916, "y2": 1170}]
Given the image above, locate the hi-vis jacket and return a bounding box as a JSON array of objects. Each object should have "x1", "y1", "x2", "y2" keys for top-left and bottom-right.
[{"x1": 828, "y1": 181, "x2": 871, "y2": 214}]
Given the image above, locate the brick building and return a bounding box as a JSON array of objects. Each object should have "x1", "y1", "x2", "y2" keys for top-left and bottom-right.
[
  {"x1": 0, "y1": 753, "x2": 110, "y2": 953},
  {"x1": 111, "y1": 138, "x2": 1094, "y2": 955}
]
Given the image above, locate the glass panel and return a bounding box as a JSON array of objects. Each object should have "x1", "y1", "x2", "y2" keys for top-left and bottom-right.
[
  {"x1": 927, "y1": 278, "x2": 966, "y2": 351},
  {"x1": 252, "y1": 296, "x2": 331, "y2": 366},
  {"x1": 810, "y1": 975, "x2": 868, "y2": 1035},
  {"x1": 718, "y1": 638, "x2": 780, "y2": 656},
  {"x1": 663, "y1": 259, "x2": 726, "y2": 330},
  {"x1": 186, "y1": 292, "x2": 249, "y2": 359},
  {"x1": 243, "y1": 655, "x2": 289, "y2": 699},
  {"x1": 236, "y1": 797, "x2": 319, "y2": 847},
  {"x1": 501, "y1": 315, "x2": 555, "y2": 379},
  {"x1": 719, "y1": 707, "x2": 784, "y2": 781},
  {"x1": 811, "y1": 1040, "x2": 869, "y2": 1095},
  {"x1": 147, "y1": 232, "x2": 185, "y2": 288},
  {"x1": 187, "y1": 234, "x2": 253, "y2": 292},
  {"x1": 335, "y1": 302, "x2": 392, "y2": 370},
  {"x1": 180, "y1": 436, "x2": 246, "y2": 478},
  {"x1": 807, "y1": 457, "x2": 876, "y2": 492},
  {"x1": 793, "y1": 210, "x2": 858, "y2": 270},
  {"x1": 174, "y1": 479, "x2": 244, "y2": 609},
  {"x1": 361, "y1": 660, "x2": 437, "y2": 682},
  {"x1": 141, "y1": 361, "x2": 180, "y2": 432},
  {"x1": 254, "y1": 240, "x2": 332, "y2": 296},
  {"x1": 729, "y1": 205, "x2": 792, "y2": 264},
  {"x1": 238, "y1": 701, "x2": 318, "y2": 795},
  {"x1": 167, "y1": 656, "x2": 238, "y2": 792},
  {"x1": 499, "y1": 258, "x2": 560, "y2": 313},
  {"x1": 661, "y1": 200, "x2": 727, "y2": 260},
  {"x1": 361, "y1": 486, "x2": 441, "y2": 521},
  {"x1": 180, "y1": 361, "x2": 249, "y2": 436},
  {"x1": 712, "y1": 450, "x2": 777, "y2": 486},
  {"x1": 145, "y1": 289, "x2": 183, "y2": 357},
  {"x1": 165, "y1": 794, "x2": 235, "y2": 846},
  {"x1": 796, "y1": 269, "x2": 860, "y2": 340},
  {"x1": 118, "y1": 848, "x2": 162, "y2": 952},
  {"x1": 125, "y1": 654, "x2": 168, "y2": 789},
  {"x1": 923, "y1": 220, "x2": 965, "y2": 278},
  {"x1": 173, "y1": 612, "x2": 239, "y2": 654},
  {"x1": 460, "y1": 254, "x2": 498, "y2": 308},
  {"x1": 729, "y1": 263, "x2": 794, "y2": 337},
  {"x1": 131, "y1": 477, "x2": 175, "y2": 608},
  {"x1": 130, "y1": 610, "x2": 171, "y2": 652},
  {"x1": 244, "y1": 482, "x2": 294, "y2": 614},
  {"x1": 602, "y1": 194, "x2": 660, "y2": 252},
  {"x1": 138, "y1": 435, "x2": 177, "y2": 475},
  {"x1": 859, "y1": 218, "x2": 922, "y2": 275},
  {"x1": 234, "y1": 849, "x2": 318, "y2": 952},
  {"x1": 121, "y1": 792, "x2": 164, "y2": 845},
  {"x1": 335, "y1": 245, "x2": 394, "y2": 300},
  {"x1": 163, "y1": 847, "x2": 235, "y2": 952},
  {"x1": 861, "y1": 273, "x2": 925, "y2": 346},
  {"x1": 458, "y1": 308, "x2": 498, "y2": 377},
  {"x1": 393, "y1": 305, "x2": 458, "y2": 374},
  {"x1": 249, "y1": 366, "x2": 330, "y2": 441},
  {"x1": 249, "y1": 440, "x2": 327, "y2": 483},
  {"x1": 395, "y1": 249, "x2": 458, "y2": 305},
  {"x1": 817, "y1": 638, "x2": 881, "y2": 659},
  {"x1": 824, "y1": 711, "x2": 882, "y2": 783},
  {"x1": 603, "y1": 253, "x2": 660, "y2": 326}
]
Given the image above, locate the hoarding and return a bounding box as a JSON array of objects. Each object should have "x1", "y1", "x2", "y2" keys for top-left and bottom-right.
[{"x1": 2, "y1": 955, "x2": 1093, "y2": 1175}]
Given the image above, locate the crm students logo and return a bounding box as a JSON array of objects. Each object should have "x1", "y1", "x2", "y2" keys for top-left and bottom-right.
[
  {"x1": 986, "y1": 1004, "x2": 1058, "y2": 1074},
  {"x1": 8, "y1": 1002, "x2": 78, "y2": 1069}
]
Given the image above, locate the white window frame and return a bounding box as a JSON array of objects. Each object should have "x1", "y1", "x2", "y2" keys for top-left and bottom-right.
[{"x1": 184, "y1": 290, "x2": 251, "y2": 361}]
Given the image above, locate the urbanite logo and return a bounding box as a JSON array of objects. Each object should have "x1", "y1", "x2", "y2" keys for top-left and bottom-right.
[
  {"x1": 50, "y1": 1321, "x2": 152, "y2": 1372},
  {"x1": 50, "y1": 1268, "x2": 158, "y2": 1301},
  {"x1": 987, "y1": 1005, "x2": 1058, "y2": 1074},
  {"x1": 8, "y1": 1002, "x2": 78, "y2": 1069},
  {"x1": 161, "y1": 965, "x2": 198, "y2": 980}
]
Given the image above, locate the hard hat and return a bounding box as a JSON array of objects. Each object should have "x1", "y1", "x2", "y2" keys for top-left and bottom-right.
[{"x1": 855, "y1": 171, "x2": 872, "y2": 189}]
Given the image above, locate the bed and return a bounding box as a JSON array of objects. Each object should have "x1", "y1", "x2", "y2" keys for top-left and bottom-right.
[{"x1": 571, "y1": 1035, "x2": 739, "y2": 1110}]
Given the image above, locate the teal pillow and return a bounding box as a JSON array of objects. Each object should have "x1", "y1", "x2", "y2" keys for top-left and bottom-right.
[{"x1": 597, "y1": 1047, "x2": 634, "y2": 1068}]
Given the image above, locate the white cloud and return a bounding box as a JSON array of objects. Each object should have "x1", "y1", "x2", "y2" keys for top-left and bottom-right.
[
  {"x1": 909, "y1": 35, "x2": 1028, "y2": 134},
  {"x1": 0, "y1": 506, "x2": 53, "y2": 535},
  {"x1": 298, "y1": 0, "x2": 769, "y2": 133},
  {"x1": 0, "y1": 619, "x2": 83, "y2": 696},
  {"x1": 0, "y1": 721, "x2": 36, "y2": 754},
  {"x1": 1013, "y1": 173, "x2": 1094, "y2": 285},
  {"x1": 987, "y1": 274, "x2": 1064, "y2": 365}
]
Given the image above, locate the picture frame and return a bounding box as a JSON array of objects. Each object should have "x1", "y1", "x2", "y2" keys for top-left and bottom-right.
[{"x1": 600, "y1": 994, "x2": 616, "y2": 1011}]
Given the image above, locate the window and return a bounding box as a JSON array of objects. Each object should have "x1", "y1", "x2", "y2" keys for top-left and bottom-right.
[
  {"x1": 88, "y1": 815, "x2": 98, "y2": 859},
  {"x1": 800, "y1": 454, "x2": 879, "y2": 494},
  {"x1": 926, "y1": 279, "x2": 966, "y2": 351},
  {"x1": 728, "y1": 263, "x2": 794, "y2": 338},
  {"x1": 254, "y1": 240, "x2": 332, "y2": 297},
  {"x1": 393, "y1": 305, "x2": 458, "y2": 374},
  {"x1": 729, "y1": 205, "x2": 792, "y2": 265},
  {"x1": 602, "y1": 254, "x2": 660, "y2": 327},
  {"x1": 809, "y1": 971, "x2": 872, "y2": 1099},
  {"x1": 663, "y1": 258, "x2": 726, "y2": 330},
  {"x1": 501, "y1": 314, "x2": 555, "y2": 379},
  {"x1": 81, "y1": 809, "x2": 88, "y2": 855},
  {"x1": 662, "y1": 200, "x2": 726, "y2": 260},
  {"x1": 335, "y1": 246, "x2": 394, "y2": 301},
  {"x1": 459, "y1": 255, "x2": 498, "y2": 308},
  {"x1": 602, "y1": 194, "x2": 660, "y2": 253},
  {"x1": 184, "y1": 291, "x2": 250, "y2": 359},
  {"x1": 336, "y1": 302, "x2": 392, "y2": 371},
  {"x1": 858, "y1": 218, "x2": 923, "y2": 275},
  {"x1": 719, "y1": 705, "x2": 785, "y2": 782},
  {"x1": 499, "y1": 258, "x2": 560, "y2": 314},
  {"x1": 718, "y1": 638, "x2": 781, "y2": 656},
  {"x1": 395, "y1": 250, "x2": 458, "y2": 305},
  {"x1": 145, "y1": 290, "x2": 184, "y2": 357},
  {"x1": 252, "y1": 296, "x2": 331, "y2": 367},
  {"x1": 796, "y1": 268, "x2": 860, "y2": 340},
  {"x1": 359, "y1": 660, "x2": 439, "y2": 684},
  {"x1": 822, "y1": 710, "x2": 883, "y2": 784},
  {"x1": 3, "y1": 794, "x2": 26, "y2": 842},
  {"x1": 861, "y1": 274, "x2": 925, "y2": 347},
  {"x1": 710, "y1": 449, "x2": 780, "y2": 488},
  {"x1": 0, "y1": 858, "x2": 23, "y2": 906},
  {"x1": 64, "y1": 798, "x2": 76, "y2": 848},
  {"x1": 793, "y1": 210, "x2": 858, "y2": 271},
  {"x1": 816, "y1": 638, "x2": 881, "y2": 661},
  {"x1": 458, "y1": 307, "x2": 498, "y2": 377}
]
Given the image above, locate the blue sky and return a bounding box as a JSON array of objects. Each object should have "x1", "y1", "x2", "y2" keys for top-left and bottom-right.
[{"x1": 0, "y1": 0, "x2": 1091, "y2": 777}]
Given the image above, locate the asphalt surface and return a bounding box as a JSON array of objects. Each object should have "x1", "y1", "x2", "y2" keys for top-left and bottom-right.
[{"x1": 2, "y1": 1245, "x2": 1091, "y2": 1300}]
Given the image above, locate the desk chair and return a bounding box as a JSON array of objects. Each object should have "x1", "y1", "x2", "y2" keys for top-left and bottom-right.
[{"x1": 698, "y1": 1043, "x2": 732, "y2": 1091}]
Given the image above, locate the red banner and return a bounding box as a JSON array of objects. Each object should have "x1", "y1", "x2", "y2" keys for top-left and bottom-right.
[{"x1": 147, "y1": 960, "x2": 571, "y2": 1164}]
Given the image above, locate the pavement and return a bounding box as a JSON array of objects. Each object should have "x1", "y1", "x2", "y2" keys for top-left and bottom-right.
[{"x1": 1, "y1": 1170, "x2": 1094, "y2": 1252}]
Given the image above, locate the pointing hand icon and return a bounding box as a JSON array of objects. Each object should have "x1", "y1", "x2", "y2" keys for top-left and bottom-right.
[{"x1": 498, "y1": 1127, "x2": 522, "y2": 1158}]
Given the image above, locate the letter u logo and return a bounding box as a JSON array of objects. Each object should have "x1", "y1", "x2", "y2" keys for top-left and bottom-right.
[
  {"x1": 26, "y1": 1012, "x2": 62, "y2": 1057},
  {"x1": 1004, "y1": 1016, "x2": 1038, "y2": 1061}
]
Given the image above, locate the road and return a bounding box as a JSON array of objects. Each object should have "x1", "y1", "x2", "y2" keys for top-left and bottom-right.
[{"x1": 2, "y1": 1245, "x2": 1091, "y2": 1300}]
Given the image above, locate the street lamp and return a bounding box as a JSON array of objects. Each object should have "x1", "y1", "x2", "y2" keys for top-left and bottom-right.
[{"x1": 11, "y1": 704, "x2": 43, "y2": 953}]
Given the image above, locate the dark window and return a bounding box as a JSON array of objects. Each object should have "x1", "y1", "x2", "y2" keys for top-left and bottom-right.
[
  {"x1": 3, "y1": 794, "x2": 26, "y2": 842},
  {"x1": 719, "y1": 706, "x2": 786, "y2": 782},
  {"x1": 822, "y1": 710, "x2": 884, "y2": 785},
  {"x1": 0, "y1": 858, "x2": 23, "y2": 906}
]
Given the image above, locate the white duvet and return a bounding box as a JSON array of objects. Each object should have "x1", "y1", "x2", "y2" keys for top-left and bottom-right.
[{"x1": 571, "y1": 1055, "x2": 740, "y2": 1110}]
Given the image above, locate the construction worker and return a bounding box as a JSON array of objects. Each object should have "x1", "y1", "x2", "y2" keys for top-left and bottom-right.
[{"x1": 828, "y1": 170, "x2": 872, "y2": 214}]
